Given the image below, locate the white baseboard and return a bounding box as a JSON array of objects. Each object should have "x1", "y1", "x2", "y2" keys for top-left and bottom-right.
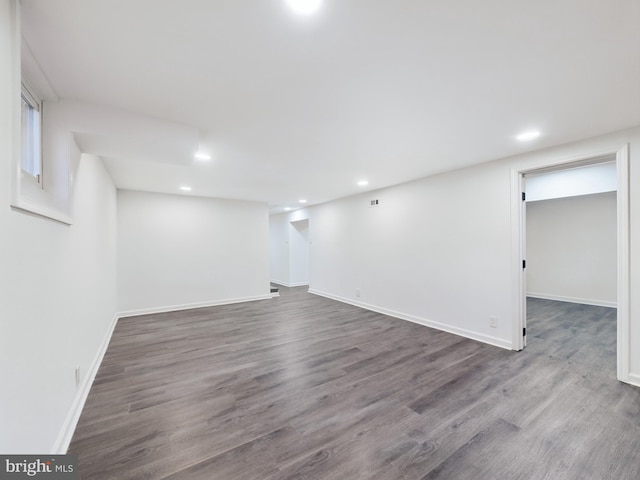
[
  {"x1": 270, "y1": 280, "x2": 309, "y2": 288},
  {"x1": 527, "y1": 292, "x2": 617, "y2": 308},
  {"x1": 52, "y1": 313, "x2": 119, "y2": 454},
  {"x1": 117, "y1": 294, "x2": 272, "y2": 318},
  {"x1": 627, "y1": 373, "x2": 640, "y2": 388},
  {"x1": 308, "y1": 289, "x2": 512, "y2": 350}
]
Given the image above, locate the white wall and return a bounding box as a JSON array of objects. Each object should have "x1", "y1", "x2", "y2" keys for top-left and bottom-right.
[
  {"x1": 1, "y1": 1, "x2": 118, "y2": 453},
  {"x1": 526, "y1": 192, "x2": 617, "y2": 306},
  {"x1": 308, "y1": 161, "x2": 514, "y2": 348},
  {"x1": 0, "y1": 152, "x2": 117, "y2": 454},
  {"x1": 289, "y1": 219, "x2": 310, "y2": 286},
  {"x1": 117, "y1": 190, "x2": 270, "y2": 314},
  {"x1": 269, "y1": 213, "x2": 290, "y2": 285},
  {"x1": 303, "y1": 127, "x2": 640, "y2": 382}
]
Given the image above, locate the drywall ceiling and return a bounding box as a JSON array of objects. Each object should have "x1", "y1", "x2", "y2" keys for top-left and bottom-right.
[{"x1": 20, "y1": 0, "x2": 640, "y2": 212}]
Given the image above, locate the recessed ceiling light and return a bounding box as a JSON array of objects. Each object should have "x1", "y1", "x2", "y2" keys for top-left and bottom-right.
[
  {"x1": 284, "y1": 207, "x2": 292, "y2": 211},
  {"x1": 299, "y1": 199, "x2": 307, "y2": 204},
  {"x1": 357, "y1": 180, "x2": 369, "y2": 187},
  {"x1": 194, "y1": 151, "x2": 211, "y2": 161},
  {"x1": 180, "y1": 186, "x2": 192, "y2": 192},
  {"x1": 516, "y1": 130, "x2": 541, "y2": 141},
  {"x1": 286, "y1": 0, "x2": 322, "y2": 15}
]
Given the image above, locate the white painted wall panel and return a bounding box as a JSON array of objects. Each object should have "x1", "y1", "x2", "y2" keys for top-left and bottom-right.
[
  {"x1": 309, "y1": 162, "x2": 514, "y2": 348},
  {"x1": 0, "y1": 154, "x2": 118, "y2": 451},
  {"x1": 117, "y1": 191, "x2": 270, "y2": 313},
  {"x1": 526, "y1": 192, "x2": 617, "y2": 306}
]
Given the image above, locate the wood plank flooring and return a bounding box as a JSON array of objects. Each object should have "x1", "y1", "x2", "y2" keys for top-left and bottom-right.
[{"x1": 69, "y1": 289, "x2": 640, "y2": 479}]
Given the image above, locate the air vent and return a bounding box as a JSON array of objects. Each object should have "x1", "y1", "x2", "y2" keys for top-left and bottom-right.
[{"x1": 370, "y1": 199, "x2": 379, "y2": 207}]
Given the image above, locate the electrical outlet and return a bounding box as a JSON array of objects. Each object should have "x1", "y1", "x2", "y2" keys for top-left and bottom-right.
[
  {"x1": 356, "y1": 288, "x2": 361, "y2": 298},
  {"x1": 489, "y1": 316, "x2": 498, "y2": 328},
  {"x1": 75, "y1": 365, "x2": 81, "y2": 387}
]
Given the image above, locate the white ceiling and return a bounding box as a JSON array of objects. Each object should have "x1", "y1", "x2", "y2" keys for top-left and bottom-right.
[{"x1": 20, "y1": 0, "x2": 640, "y2": 213}]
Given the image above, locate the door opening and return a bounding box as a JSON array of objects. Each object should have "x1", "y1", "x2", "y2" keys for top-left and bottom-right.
[
  {"x1": 512, "y1": 145, "x2": 630, "y2": 384},
  {"x1": 289, "y1": 219, "x2": 310, "y2": 287}
]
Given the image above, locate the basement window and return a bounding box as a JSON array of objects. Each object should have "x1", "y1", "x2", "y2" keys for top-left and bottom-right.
[
  {"x1": 10, "y1": 2, "x2": 72, "y2": 224},
  {"x1": 12, "y1": 79, "x2": 73, "y2": 225},
  {"x1": 20, "y1": 82, "x2": 42, "y2": 184}
]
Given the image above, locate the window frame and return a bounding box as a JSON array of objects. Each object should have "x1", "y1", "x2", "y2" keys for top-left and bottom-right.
[{"x1": 20, "y1": 80, "x2": 43, "y2": 186}]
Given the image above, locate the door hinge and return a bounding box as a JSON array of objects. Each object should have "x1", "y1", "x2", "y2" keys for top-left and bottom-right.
[
  {"x1": 522, "y1": 259, "x2": 526, "y2": 269},
  {"x1": 523, "y1": 327, "x2": 527, "y2": 336},
  {"x1": 522, "y1": 192, "x2": 526, "y2": 201}
]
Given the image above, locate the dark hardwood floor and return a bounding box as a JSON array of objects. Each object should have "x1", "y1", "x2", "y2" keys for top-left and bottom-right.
[{"x1": 69, "y1": 289, "x2": 640, "y2": 479}]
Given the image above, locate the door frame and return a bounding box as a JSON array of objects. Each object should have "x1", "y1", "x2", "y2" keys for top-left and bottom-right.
[
  {"x1": 510, "y1": 144, "x2": 630, "y2": 383},
  {"x1": 288, "y1": 218, "x2": 311, "y2": 287}
]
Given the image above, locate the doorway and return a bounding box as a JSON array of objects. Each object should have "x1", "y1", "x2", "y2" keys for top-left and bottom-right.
[
  {"x1": 511, "y1": 145, "x2": 630, "y2": 383},
  {"x1": 289, "y1": 219, "x2": 310, "y2": 287}
]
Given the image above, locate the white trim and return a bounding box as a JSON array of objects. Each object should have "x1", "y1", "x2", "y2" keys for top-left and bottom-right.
[
  {"x1": 511, "y1": 168, "x2": 526, "y2": 350},
  {"x1": 512, "y1": 144, "x2": 632, "y2": 385},
  {"x1": 52, "y1": 314, "x2": 119, "y2": 454},
  {"x1": 628, "y1": 374, "x2": 640, "y2": 388},
  {"x1": 615, "y1": 145, "x2": 630, "y2": 383},
  {"x1": 517, "y1": 145, "x2": 619, "y2": 173},
  {"x1": 11, "y1": 200, "x2": 72, "y2": 225},
  {"x1": 527, "y1": 293, "x2": 617, "y2": 309},
  {"x1": 270, "y1": 280, "x2": 309, "y2": 288},
  {"x1": 309, "y1": 289, "x2": 512, "y2": 350},
  {"x1": 117, "y1": 294, "x2": 272, "y2": 319}
]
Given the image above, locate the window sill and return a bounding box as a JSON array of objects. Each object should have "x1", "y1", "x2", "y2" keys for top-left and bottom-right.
[{"x1": 11, "y1": 197, "x2": 72, "y2": 225}]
